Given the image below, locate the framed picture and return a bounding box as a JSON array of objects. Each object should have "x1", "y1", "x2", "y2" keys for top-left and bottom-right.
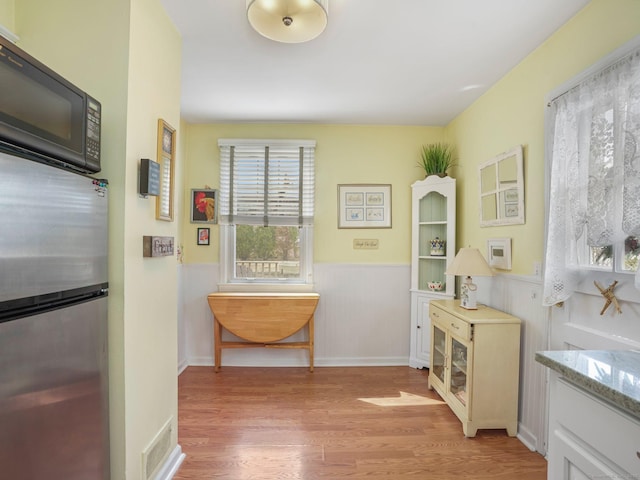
[
  {"x1": 504, "y1": 188, "x2": 519, "y2": 203},
  {"x1": 487, "y1": 237, "x2": 512, "y2": 270},
  {"x1": 156, "y1": 119, "x2": 176, "y2": 221},
  {"x1": 197, "y1": 227, "x2": 210, "y2": 246},
  {"x1": 505, "y1": 203, "x2": 519, "y2": 218},
  {"x1": 338, "y1": 184, "x2": 392, "y2": 228},
  {"x1": 190, "y1": 189, "x2": 218, "y2": 224}
]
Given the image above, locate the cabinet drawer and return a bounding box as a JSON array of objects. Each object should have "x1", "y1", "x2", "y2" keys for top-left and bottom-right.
[
  {"x1": 554, "y1": 378, "x2": 640, "y2": 475},
  {"x1": 431, "y1": 306, "x2": 471, "y2": 341}
]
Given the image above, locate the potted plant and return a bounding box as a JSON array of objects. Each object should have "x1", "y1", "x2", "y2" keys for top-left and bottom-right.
[{"x1": 418, "y1": 143, "x2": 456, "y2": 177}]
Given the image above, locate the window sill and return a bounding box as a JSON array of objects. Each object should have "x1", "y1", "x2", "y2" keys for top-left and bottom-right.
[{"x1": 217, "y1": 283, "x2": 315, "y2": 293}]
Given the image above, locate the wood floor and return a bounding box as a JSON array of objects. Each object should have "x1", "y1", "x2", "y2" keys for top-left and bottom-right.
[{"x1": 175, "y1": 366, "x2": 547, "y2": 479}]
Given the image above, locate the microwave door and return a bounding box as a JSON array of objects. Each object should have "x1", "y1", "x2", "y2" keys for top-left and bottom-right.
[{"x1": 0, "y1": 36, "x2": 88, "y2": 170}]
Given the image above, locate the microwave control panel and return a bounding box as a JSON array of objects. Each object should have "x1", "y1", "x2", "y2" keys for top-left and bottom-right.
[{"x1": 86, "y1": 96, "x2": 101, "y2": 165}]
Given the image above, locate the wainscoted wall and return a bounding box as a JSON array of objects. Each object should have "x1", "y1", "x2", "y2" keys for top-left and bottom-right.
[
  {"x1": 179, "y1": 264, "x2": 220, "y2": 370},
  {"x1": 548, "y1": 277, "x2": 640, "y2": 352},
  {"x1": 178, "y1": 264, "x2": 553, "y2": 454},
  {"x1": 476, "y1": 273, "x2": 549, "y2": 455},
  {"x1": 180, "y1": 265, "x2": 640, "y2": 457},
  {"x1": 178, "y1": 263, "x2": 411, "y2": 369},
  {"x1": 475, "y1": 271, "x2": 640, "y2": 456}
]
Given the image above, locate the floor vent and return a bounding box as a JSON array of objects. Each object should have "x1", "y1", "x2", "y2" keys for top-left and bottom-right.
[{"x1": 142, "y1": 418, "x2": 173, "y2": 480}]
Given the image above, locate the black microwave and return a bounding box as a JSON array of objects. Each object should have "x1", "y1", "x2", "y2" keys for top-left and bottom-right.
[{"x1": 0, "y1": 35, "x2": 101, "y2": 173}]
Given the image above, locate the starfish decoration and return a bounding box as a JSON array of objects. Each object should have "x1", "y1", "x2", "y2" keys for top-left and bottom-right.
[{"x1": 594, "y1": 280, "x2": 622, "y2": 315}]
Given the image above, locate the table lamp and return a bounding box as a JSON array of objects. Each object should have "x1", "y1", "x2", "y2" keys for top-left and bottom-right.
[{"x1": 445, "y1": 247, "x2": 495, "y2": 309}]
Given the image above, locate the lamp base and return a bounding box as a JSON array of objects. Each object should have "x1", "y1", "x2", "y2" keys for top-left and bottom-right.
[{"x1": 460, "y1": 276, "x2": 478, "y2": 310}]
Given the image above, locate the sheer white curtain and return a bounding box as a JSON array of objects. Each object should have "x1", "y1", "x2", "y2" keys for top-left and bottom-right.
[{"x1": 543, "y1": 47, "x2": 640, "y2": 306}]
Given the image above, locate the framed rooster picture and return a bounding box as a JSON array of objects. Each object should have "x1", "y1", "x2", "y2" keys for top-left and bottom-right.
[{"x1": 190, "y1": 189, "x2": 218, "y2": 224}]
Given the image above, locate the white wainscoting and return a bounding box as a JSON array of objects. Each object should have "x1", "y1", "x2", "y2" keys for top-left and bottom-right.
[
  {"x1": 179, "y1": 263, "x2": 220, "y2": 368},
  {"x1": 476, "y1": 271, "x2": 640, "y2": 456},
  {"x1": 177, "y1": 265, "x2": 554, "y2": 455},
  {"x1": 313, "y1": 264, "x2": 411, "y2": 366},
  {"x1": 476, "y1": 273, "x2": 549, "y2": 455},
  {"x1": 179, "y1": 263, "x2": 411, "y2": 368},
  {"x1": 548, "y1": 275, "x2": 640, "y2": 352}
]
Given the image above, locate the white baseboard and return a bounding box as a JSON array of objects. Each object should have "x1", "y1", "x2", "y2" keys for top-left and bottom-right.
[
  {"x1": 186, "y1": 356, "x2": 409, "y2": 368},
  {"x1": 516, "y1": 424, "x2": 539, "y2": 452},
  {"x1": 177, "y1": 359, "x2": 189, "y2": 375},
  {"x1": 315, "y1": 356, "x2": 409, "y2": 367},
  {"x1": 187, "y1": 356, "x2": 215, "y2": 367},
  {"x1": 153, "y1": 445, "x2": 185, "y2": 480}
]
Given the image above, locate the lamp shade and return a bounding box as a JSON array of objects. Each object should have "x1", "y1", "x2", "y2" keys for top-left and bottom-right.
[
  {"x1": 445, "y1": 247, "x2": 494, "y2": 277},
  {"x1": 247, "y1": 0, "x2": 328, "y2": 43}
]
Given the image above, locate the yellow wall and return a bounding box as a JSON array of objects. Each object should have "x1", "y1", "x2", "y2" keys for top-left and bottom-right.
[
  {"x1": 447, "y1": 0, "x2": 640, "y2": 275},
  {"x1": 182, "y1": 124, "x2": 445, "y2": 265},
  {"x1": 0, "y1": 0, "x2": 13, "y2": 31},
  {"x1": 181, "y1": 2, "x2": 640, "y2": 276},
  {"x1": 5, "y1": 0, "x2": 640, "y2": 477},
  {"x1": 12, "y1": 0, "x2": 182, "y2": 478},
  {"x1": 125, "y1": 0, "x2": 181, "y2": 477}
]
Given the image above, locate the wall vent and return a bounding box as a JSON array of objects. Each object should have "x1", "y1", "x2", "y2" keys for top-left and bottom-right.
[{"x1": 142, "y1": 418, "x2": 173, "y2": 480}]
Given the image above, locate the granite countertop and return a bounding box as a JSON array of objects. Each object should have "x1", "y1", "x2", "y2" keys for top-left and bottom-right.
[{"x1": 535, "y1": 349, "x2": 640, "y2": 419}]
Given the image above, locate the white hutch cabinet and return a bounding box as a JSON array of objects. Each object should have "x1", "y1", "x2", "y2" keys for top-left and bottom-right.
[{"x1": 409, "y1": 175, "x2": 456, "y2": 368}]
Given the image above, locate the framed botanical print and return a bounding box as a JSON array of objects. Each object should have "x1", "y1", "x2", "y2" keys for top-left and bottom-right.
[
  {"x1": 337, "y1": 184, "x2": 392, "y2": 228},
  {"x1": 156, "y1": 119, "x2": 176, "y2": 221}
]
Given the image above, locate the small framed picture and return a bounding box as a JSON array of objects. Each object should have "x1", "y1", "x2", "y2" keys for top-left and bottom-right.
[
  {"x1": 191, "y1": 189, "x2": 218, "y2": 224},
  {"x1": 197, "y1": 227, "x2": 210, "y2": 246},
  {"x1": 338, "y1": 184, "x2": 392, "y2": 228},
  {"x1": 505, "y1": 203, "x2": 519, "y2": 218}
]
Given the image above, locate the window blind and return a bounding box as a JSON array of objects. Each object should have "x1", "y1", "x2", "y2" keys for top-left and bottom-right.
[{"x1": 218, "y1": 139, "x2": 315, "y2": 226}]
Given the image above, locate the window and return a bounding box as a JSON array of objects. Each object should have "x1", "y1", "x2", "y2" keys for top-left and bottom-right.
[
  {"x1": 218, "y1": 139, "x2": 315, "y2": 288},
  {"x1": 543, "y1": 42, "x2": 640, "y2": 306},
  {"x1": 587, "y1": 236, "x2": 639, "y2": 272}
]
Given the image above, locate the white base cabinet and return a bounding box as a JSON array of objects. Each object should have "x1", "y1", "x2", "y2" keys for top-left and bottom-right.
[
  {"x1": 428, "y1": 299, "x2": 521, "y2": 437},
  {"x1": 547, "y1": 375, "x2": 640, "y2": 480},
  {"x1": 409, "y1": 291, "x2": 453, "y2": 368}
]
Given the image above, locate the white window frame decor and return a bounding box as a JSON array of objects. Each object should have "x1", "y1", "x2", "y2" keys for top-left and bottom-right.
[
  {"x1": 542, "y1": 36, "x2": 640, "y2": 306},
  {"x1": 217, "y1": 139, "x2": 315, "y2": 291},
  {"x1": 478, "y1": 146, "x2": 525, "y2": 227}
]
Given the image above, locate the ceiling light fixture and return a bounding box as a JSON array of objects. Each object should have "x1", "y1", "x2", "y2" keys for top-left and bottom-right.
[{"x1": 246, "y1": 0, "x2": 328, "y2": 44}]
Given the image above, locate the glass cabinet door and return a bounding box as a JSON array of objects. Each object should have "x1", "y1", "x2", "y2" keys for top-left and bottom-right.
[
  {"x1": 431, "y1": 323, "x2": 446, "y2": 385},
  {"x1": 449, "y1": 337, "x2": 468, "y2": 407}
]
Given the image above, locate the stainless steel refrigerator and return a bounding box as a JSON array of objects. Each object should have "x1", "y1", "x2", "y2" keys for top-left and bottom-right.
[{"x1": 0, "y1": 151, "x2": 109, "y2": 479}]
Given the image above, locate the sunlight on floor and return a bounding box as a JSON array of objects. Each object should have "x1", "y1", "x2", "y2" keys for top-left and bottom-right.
[{"x1": 358, "y1": 391, "x2": 446, "y2": 407}]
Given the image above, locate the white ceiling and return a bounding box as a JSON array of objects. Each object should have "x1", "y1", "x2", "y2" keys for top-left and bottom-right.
[{"x1": 160, "y1": 0, "x2": 590, "y2": 126}]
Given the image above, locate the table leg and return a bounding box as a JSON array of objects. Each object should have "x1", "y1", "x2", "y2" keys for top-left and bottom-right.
[
  {"x1": 309, "y1": 314, "x2": 314, "y2": 373},
  {"x1": 214, "y1": 317, "x2": 222, "y2": 372}
]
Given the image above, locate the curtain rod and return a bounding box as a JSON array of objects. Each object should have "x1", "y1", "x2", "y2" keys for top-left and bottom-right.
[{"x1": 546, "y1": 40, "x2": 640, "y2": 108}]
